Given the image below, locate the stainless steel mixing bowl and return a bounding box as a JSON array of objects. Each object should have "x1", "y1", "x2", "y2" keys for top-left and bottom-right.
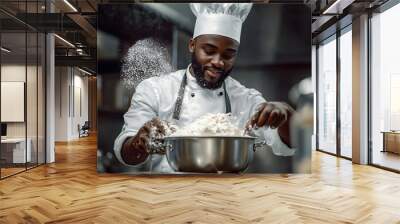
[{"x1": 158, "y1": 136, "x2": 265, "y2": 173}]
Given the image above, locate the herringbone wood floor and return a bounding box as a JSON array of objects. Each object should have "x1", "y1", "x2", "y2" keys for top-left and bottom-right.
[{"x1": 1, "y1": 134, "x2": 400, "y2": 224}]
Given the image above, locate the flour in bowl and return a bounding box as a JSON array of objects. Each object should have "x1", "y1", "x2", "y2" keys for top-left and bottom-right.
[{"x1": 169, "y1": 113, "x2": 245, "y2": 137}]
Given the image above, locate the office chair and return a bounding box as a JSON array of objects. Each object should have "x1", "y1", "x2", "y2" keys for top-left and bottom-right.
[{"x1": 79, "y1": 121, "x2": 90, "y2": 138}]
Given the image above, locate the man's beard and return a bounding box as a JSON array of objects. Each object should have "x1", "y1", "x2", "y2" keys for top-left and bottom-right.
[{"x1": 191, "y1": 54, "x2": 232, "y2": 90}]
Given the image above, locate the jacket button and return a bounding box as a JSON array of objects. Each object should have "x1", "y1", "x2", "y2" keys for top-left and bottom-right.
[{"x1": 191, "y1": 93, "x2": 195, "y2": 97}]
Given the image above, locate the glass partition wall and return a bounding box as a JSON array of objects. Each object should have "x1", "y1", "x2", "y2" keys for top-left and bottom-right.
[
  {"x1": 317, "y1": 0, "x2": 400, "y2": 172},
  {"x1": 0, "y1": 1, "x2": 46, "y2": 179},
  {"x1": 370, "y1": 2, "x2": 400, "y2": 171},
  {"x1": 317, "y1": 26, "x2": 353, "y2": 159},
  {"x1": 317, "y1": 35, "x2": 337, "y2": 155},
  {"x1": 339, "y1": 27, "x2": 352, "y2": 159}
]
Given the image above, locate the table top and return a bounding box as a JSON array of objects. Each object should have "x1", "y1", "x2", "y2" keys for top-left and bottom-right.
[
  {"x1": 1, "y1": 138, "x2": 29, "y2": 143},
  {"x1": 381, "y1": 131, "x2": 400, "y2": 134}
]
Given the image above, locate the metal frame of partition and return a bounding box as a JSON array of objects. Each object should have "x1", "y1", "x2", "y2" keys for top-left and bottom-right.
[
  {"x1": 0, "y1": 21, "x2": 2, "y2": 179},
  {"x1": 336, "y1": 28, "x2": 341, "y2": 159},
  {"x1": 367, "y1": 11, "x2": 373, "y2": 167},
  {"x1": 25, "y1": 1, "x2": 28, "y2": 172},
  {"x1": 315, "y1": 44, "x2": 319, "y2": 151},
  {"x1": 0, "y1": 0, "x2": 47, "y2": 179}
]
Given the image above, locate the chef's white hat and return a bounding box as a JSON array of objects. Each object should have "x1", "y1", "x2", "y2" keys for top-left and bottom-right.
[{"x1": 190, "y1": 3, "x2": 253, "y2": 43}]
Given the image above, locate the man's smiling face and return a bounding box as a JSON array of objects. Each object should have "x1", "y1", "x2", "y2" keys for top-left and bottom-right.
[{"x1": 189, "y1": 34, "x2": 239, "y2": 89}]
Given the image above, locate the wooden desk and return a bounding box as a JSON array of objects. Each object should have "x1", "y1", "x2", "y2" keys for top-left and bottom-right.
[{"x1": 382, "y1": 131, "x2": 400, "y2": 154}]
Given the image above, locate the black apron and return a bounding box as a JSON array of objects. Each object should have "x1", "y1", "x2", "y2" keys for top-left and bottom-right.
[{"x1": 172, "y1": 72, "x2": 231, "y2": 120}]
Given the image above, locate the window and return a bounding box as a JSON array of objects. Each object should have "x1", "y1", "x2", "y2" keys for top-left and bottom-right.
[
  {"x1": 339, "y1": 28, "x2": 352, "y2": 158},
  {"x1": 370, "y1": 2, "x2": 400, "y2": 171},
  {"x1": 317, "y1": 36, "x2": 337, "y2": 154}
]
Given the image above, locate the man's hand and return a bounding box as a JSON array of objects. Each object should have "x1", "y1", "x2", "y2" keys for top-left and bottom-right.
[
  {"x1": 121, "y1": 118, "x2": 166, "y2": 165},
  {"x1": 246, "y1": 102, "x2": 294, "y2": 147}
]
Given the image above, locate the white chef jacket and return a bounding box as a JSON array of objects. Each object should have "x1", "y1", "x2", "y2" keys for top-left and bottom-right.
[{"x1": 114, "y1": 65, "x2": 294, "y2": 166}]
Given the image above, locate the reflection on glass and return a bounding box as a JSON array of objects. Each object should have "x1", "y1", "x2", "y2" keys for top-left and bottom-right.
[
  {"x1": 27, "y1": 31, "x2": 38, "y2": 169},
  {"x1": 0, "y1": 1, "x2": 46, "y2": 179},
  {"x1": 371, "y1": 3, "x2": 400, "y2": 171},
  {"x1": 26, "y1": 0, "x2": 40, "y2": 170},
  {"x1": 38, "y1": 33, "x2": 46, "y2": 165},
  {"x1": 340, "y1": 29, "x2": 352, "y2": 158},
  {"x1": 318, "y1": 37, "x2": 337, "y2": 154},
  {"x1": 1, "y1": 31, "x2": 27, "y2": 177}
]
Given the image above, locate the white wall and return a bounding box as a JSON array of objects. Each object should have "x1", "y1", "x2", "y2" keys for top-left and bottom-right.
[
  {"x1": 375, "y1": 5, "x2": 400, "y2": 130},
  {"x1": 1, "y1": 82, "x2": 25, "y2": 122},
  {"x1": 55, "y1": 66, "x2": 70, "y2": 141},
  {"x1": 1, "y1": 65, "x2": 26, "y2": 128},
  {"x1": 1, "y1": 65, "x2": 40, "y2": 138},
  {"x1": 1, "y1": 65, "x2": 26, "y2": 141},
  {"x1": 71, "y1": 72, "x2": 89, "y2": 138},
  {"x1": 55, "y1": 67, "x2": 89, "y2": 141}
]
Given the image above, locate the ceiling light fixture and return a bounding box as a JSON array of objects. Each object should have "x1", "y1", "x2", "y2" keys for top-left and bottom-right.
[
  {"x1": 78, "y1": 67, "x2": 93, "y2": 76},
  {"x1": 1, "y1": 47, "x2": 11, "y2": 53},
  {"x1": 63, "y1": 0, "x2": 78, "y2": 12},
  {"x1": 323, "y1": 0, "x2": 341, "y2": 14},
  {"x1": 54, "y1": 34, "x2": 75, "y2": 48},
  {"x1": 76, "y1": 48, "x2": 86, "y2": 55},
  {"x1": 322, "y1": 0, "x2": 354, "y2": 15}
]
